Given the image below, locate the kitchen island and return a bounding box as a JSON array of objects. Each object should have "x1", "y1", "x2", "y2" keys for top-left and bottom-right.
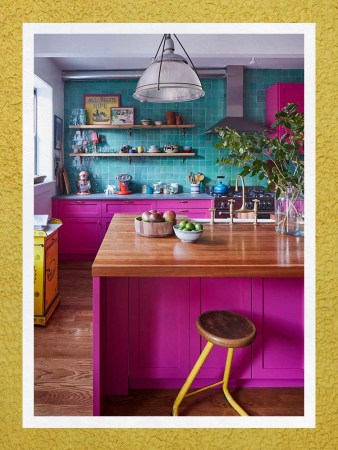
[{"x1": 92, "y1": 214, "x2": 304, "y2": 416}]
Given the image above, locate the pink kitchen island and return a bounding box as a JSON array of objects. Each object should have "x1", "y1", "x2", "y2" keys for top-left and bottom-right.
[{"x1": 92, "y1": 214, "x2": 304, "y2": 416}]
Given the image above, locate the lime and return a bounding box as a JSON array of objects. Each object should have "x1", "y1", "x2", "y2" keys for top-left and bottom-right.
[
  {"x1": 178, "y1": 220, "x2": 187, "y2": 230},
  {"x1": 195, "y1": 223, "x2": 203, "y2": 231},
  {"x1": 185, "y1": 222, "x2": 195, "y2": 231}
]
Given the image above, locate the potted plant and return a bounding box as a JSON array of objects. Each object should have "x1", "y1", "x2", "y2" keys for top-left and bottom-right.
[{"x1": 215, "y1": 103, "x2": 304, "y2": 235}]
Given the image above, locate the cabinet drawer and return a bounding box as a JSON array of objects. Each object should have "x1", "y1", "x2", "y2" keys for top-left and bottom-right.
[
  {"x1": 156, "y1": 199, "x2": 213, "y2": 210},
  {"x1": 58, "y1": 200, "x2": 101, "y2": 218},
  {"x1": 102, "y1": 200, "x2": 153, "y2": 217}
]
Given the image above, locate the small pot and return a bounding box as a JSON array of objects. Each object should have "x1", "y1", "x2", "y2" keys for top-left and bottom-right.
[{"x1": 213, "y1": 181, "x2": 229, "y2": 195}]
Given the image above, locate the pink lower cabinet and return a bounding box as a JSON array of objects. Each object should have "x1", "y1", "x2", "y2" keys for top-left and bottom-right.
[
  {"x1": 129, "y1": 278, "x2": 191, "y2": 388},
  {"x1": 156, "y1": 199, "x2": 213, "y2": 219},
  {"x1": 193, "y1": 278, "x2": 253, "y2": 385},
  {"x1": 102, "y1": 200, "x2": 154, "y2": 234},
  {"x1": 58, "y1": 217, "x2": 102, "y2": 260},
  {"x1": 252, "y1": 278, "x2": 304, "y2": 383},
  {"x1": 102, "y1": 200, "x2": 154, "y2": 218}
]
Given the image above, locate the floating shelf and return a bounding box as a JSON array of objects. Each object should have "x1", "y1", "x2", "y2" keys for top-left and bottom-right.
[
  {"x1": 68, "y1": 152, "x2": 196, "y2": 164},
  {"x1": 69, "y1": 124, "x2": 195, "y2": 130},
  {"x1": 69, "y1": 152, "x2": 195, "y2": 157}
]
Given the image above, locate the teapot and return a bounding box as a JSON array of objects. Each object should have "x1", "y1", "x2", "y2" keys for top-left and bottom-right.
[{"x1": 213, "y1": 176, "x2": 230, "y2": 195}]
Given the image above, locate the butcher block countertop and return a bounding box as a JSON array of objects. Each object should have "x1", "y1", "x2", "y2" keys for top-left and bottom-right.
[{"x1": 92, "y1": 214, "x2": 304, "y2": 278}]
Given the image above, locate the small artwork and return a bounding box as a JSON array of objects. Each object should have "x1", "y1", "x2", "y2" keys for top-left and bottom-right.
[
  {"x1": 84, "y1": 94, "x2": 121, "y2": 124},
  {"x1": 54, "y1": 115, "x2": 63, "y2": 150},
  {"x1": 111, "y1": 107, "x2": 135, "y2": 125}
]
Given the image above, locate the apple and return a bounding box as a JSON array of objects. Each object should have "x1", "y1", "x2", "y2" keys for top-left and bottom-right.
[
  {"x1": 141, "y1": 211, "x2": 151, "y2": 222},
  {"x1": 163, "y1": 210, "x2": 176, "y2": 222},
  {"x1": 150, "y1": 212, "x2": 165, "y2": 222},
  {"x1": 149, "y1": 209, "x2": 157, "y2": 214}
]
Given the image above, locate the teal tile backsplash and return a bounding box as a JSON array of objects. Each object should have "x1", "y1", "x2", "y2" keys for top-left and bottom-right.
[{"x1": 64, "y1": 69, "x2": 303, "y2": 193}]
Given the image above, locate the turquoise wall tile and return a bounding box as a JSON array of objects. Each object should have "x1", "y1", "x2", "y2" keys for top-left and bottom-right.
[{"x1": 64, "y1": 69, "x2": 303, "y2": 193}]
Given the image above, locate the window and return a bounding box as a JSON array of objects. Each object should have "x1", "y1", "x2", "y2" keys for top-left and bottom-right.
[
  {"x1": 34, "y1": 76, "x2": 53, "y2": 181},
  {"x1": 34, "y1": 88, "x2": 38, "y2": 175}
]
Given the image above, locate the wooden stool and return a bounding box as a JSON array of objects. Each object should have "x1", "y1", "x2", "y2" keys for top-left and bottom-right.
[{"x1": 172, "y1": 310, "x2": 256, "y2": 416}]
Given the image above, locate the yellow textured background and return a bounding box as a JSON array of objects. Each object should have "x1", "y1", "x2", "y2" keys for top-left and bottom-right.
[{"x1": 0, "y1": 1, "x2": 337, "y2": 448}]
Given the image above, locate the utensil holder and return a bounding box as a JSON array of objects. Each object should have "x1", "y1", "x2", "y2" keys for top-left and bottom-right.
[{"x1": 190, "y1": 183, "x2": 200, "y2": 194}]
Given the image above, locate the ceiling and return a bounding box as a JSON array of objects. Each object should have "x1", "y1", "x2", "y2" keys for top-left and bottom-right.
[{"x1": 34, "y1": 33, "x2": 304, "y2": 71}]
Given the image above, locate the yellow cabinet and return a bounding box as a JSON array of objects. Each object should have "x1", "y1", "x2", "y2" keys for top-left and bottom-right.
[{"x1": 34, "y1": 219, "x2": 62, "y2": 326}]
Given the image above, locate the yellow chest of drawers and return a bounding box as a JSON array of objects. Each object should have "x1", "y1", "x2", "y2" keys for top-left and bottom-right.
[{"x1": 34, "y1": 219, "x2": 62, "y2": 326}]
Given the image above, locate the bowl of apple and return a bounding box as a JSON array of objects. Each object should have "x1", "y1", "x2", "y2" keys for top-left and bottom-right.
[{"x1": 134, "y1": 210, "x2": 177, "y2": 237}]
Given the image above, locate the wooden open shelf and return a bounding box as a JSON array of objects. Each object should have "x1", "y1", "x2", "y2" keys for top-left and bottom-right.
[
  {"x1": 69, "y1": 124, "x2": 195, "y2": 130},
  {"x1": 69, "y1": 152, "x2": 195, "y2": 157},
  {"x1": 68, "y1": 152, "x2": 195, "y2": 163}
]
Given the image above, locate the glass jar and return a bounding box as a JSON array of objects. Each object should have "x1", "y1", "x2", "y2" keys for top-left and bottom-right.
[
  {"x1": 275, "y1": 187, "x2": 304, "y2": 236},
  {"x1": 79, "y1": 109, "x2": 87, "y2": 125}
]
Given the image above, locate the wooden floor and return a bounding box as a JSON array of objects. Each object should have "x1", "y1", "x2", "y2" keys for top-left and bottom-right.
[{"x1": 34, "y1": 265, "x2": 304, "y2": 416}]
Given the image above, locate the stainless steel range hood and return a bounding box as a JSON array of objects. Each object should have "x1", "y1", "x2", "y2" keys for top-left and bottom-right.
[{"x1": 205, "y1": 66, "x2": 266, "y2": 133}]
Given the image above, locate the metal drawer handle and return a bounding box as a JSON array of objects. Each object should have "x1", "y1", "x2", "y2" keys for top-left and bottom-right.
[
  {"x1": 179, "y1": 200, "x2": 188, "y2": 203},
  {"x1": 179, "y1": 209, "x2": 189, "y2": 212},
  {"x1": 75, "y1": 200, "x2": 85, "y2": 204},
  {"x1": 123, "y1": 201, "x2": 134, "y2": 204}
]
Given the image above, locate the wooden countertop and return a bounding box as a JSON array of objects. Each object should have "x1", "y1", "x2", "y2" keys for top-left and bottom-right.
[{"x1": 92, "y1": 214, "x2": 304, "y2": 278}]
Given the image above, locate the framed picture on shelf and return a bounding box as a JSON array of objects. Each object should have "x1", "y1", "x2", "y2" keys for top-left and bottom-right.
[
  {"x1": 110, "y1": 107, "x2": 135, "y2": 125},
  {"x1": 54, "y1": 115, "x2": 63, "y2": 150},
  {"x1": 84, "y1": 94, "x2": 121, "y2": 124}
]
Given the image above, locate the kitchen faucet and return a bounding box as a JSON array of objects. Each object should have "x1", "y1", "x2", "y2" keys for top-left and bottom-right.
[
  {"x1": 228, "y1": 175, "x2": 259, "y2": 225},
  {"x1": 235, "y1": 175, "x2": 249, "y2": 213}
]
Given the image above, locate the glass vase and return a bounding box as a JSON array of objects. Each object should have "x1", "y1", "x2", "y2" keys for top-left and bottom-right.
[{"x1": 275, "y1": 187, "x2": 304, "y2": 236}]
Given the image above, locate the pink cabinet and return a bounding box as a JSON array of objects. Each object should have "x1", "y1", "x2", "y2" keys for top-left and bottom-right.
[
  {"x1": 57, "y1": 199, "x2": 101, "y2": 217},
  {"x1": 129, "y1": 278, "x2": 191, "y2": 387},
  {"x1": 266, "y1": 82, "x2": 304, "y2": 138},
  {"x1": 58, "y1": 217, "x2": 102, "y2": 259},
  {"x1": 102, "y1": 200, "x2": 154, "y2": 218},
  {"x1": 156, "y1": 199, "x2": 213, "y2": 220},
  {"x1": 52, "y1": 200, "x2": 102, "y2": 260},
  {"x1": 124, "y1": 277, "x2": 304, "y2": 390},
  {"x1": 53, "y1": 198, "x2": 214, "y2": 260},
  {"x1": 252, "y1": 278, "x2": 304, "y2": 382},
  {"x1": 194, "y1": 278, "x2": 252, "y2": 384}
]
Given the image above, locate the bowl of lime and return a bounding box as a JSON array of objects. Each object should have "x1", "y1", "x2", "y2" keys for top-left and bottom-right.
[{"x1": 173, "y1": 221, "x2": 204, "y2": 243}]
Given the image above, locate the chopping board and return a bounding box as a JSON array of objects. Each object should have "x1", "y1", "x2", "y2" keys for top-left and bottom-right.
[{"x1": 63, "y1": 169, "x2": 71, "y2": 194}]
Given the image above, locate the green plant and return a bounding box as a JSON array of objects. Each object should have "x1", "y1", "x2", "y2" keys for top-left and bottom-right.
[{"x1": 215, "y1": 103, "x2": 304, "y2": 199}]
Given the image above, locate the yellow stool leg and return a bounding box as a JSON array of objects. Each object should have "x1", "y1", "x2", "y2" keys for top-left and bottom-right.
[
  {"x1": 222, "y1": 347, "x2": 248, "y2": 416},
  {"x1": 172, "y1": 341, "x2": 214, "y2": 416}
]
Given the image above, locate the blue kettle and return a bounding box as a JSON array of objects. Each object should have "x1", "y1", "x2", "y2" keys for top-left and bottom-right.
[{"x1": 213, "y1": 176, "x2": 229, "y2": 195}]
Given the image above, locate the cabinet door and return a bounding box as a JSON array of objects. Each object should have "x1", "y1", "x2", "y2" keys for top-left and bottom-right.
[
  {"x1": 252, "y1": 278, "x2": 304, "y2": 381},
  {"x1": 129, "y1": 277, "x2": 190, "y2": 385},
  {"x1": 266, "y1": 82, "x2": 304, "y2": 138},
  {"x1": 58, "y1": 217, "x2": 102, "y2": 259},
  {"x1": 195, "y1": 278, "x2": 252, "y2": 383}
]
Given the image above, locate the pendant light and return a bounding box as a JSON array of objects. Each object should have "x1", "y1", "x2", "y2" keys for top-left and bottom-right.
[{"x1": 133, "y1": 34, "x2": 205, "y2": 103}]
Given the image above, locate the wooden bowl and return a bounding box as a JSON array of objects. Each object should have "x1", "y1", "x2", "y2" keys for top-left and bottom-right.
[{"x1": 134, "y1": 217, "x2": 176, "y2": 238}]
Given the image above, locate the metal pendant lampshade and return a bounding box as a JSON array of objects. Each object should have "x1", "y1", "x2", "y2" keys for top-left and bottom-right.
[{"x1": 133, "y1": 34, "x2": 205, "y2": 103}]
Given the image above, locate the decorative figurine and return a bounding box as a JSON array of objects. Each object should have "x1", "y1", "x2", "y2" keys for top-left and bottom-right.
[{"x1": 76, "y1": 170, "x2": 91, "y2": 195}]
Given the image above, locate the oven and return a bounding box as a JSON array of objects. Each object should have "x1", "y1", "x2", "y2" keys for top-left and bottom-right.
[{"x1": 212, "y1": 186, "x2": 275, "y2": 219}]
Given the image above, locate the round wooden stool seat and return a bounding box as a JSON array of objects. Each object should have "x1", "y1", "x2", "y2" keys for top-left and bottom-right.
[{"x1": 197, "y1": 310, "x2": 256, "y2": 348}]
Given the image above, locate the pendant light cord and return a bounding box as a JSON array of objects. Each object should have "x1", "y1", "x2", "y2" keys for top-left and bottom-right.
[{"x1": 157, "y1": 35, "x2": 167, "y2": 91}]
